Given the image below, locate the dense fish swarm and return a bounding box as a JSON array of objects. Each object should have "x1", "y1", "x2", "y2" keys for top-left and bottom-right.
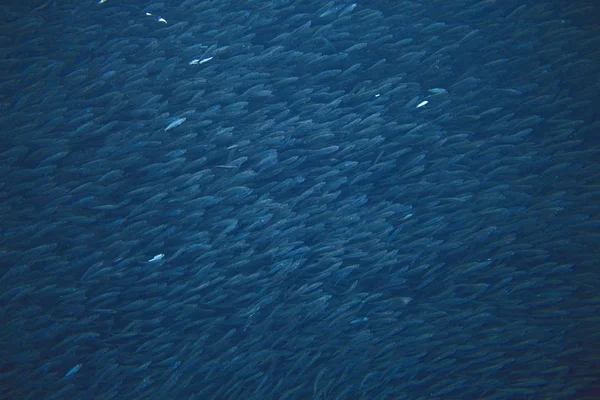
[{"x1": 1, "y1": 0, "x2": 599, "y2": 399}]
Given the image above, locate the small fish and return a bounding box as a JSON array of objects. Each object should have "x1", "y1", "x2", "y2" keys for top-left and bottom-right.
[
  {"x1": 428, "y1": 88, "x2": 447, "y2": 95},
  {"x1": 147, "y1": 254, "x2": 164, "y2": 263},
  {"x1": 65, "y1": 364, "x2": 81, "y2": 377},
  {"x1": 191, "y1": 57, "x2": 213, "y2": 65},
  {"x1": 165, "y1": 117, "x2": 186, "y2": 131}
]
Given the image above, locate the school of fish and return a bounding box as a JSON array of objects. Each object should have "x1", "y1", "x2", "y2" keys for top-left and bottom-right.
[{"x1": 0, "y1": 0, "x2": 598, "y2": 399}]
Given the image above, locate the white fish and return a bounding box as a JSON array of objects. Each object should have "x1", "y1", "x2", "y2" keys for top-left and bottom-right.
[
  {"x1": 147, "y1": 254, "x2": 164, "y2": 263},
  {"x1": 165, "y1": 117, "x2": 186, "y2": 131},
  {"x1": 191, "y1": 57, "x2": 213, "y2": 65},
  {"x1": 416, "y1": 100, "x2": 428, "y2": 108}
]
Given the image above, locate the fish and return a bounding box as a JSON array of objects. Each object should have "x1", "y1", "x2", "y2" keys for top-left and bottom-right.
[
  {"x1": 64, "y1": 364, "x2": 81, "y2": 377},
  {"x1": 147, "y1": 254, "x2": 164, "y2": 263},
  {"x1": 1, "y1": 0, "x2": 596, "y2": 398},
  {"x1": 164, "y1": 117, "x2": 186, "y2": 131}
]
